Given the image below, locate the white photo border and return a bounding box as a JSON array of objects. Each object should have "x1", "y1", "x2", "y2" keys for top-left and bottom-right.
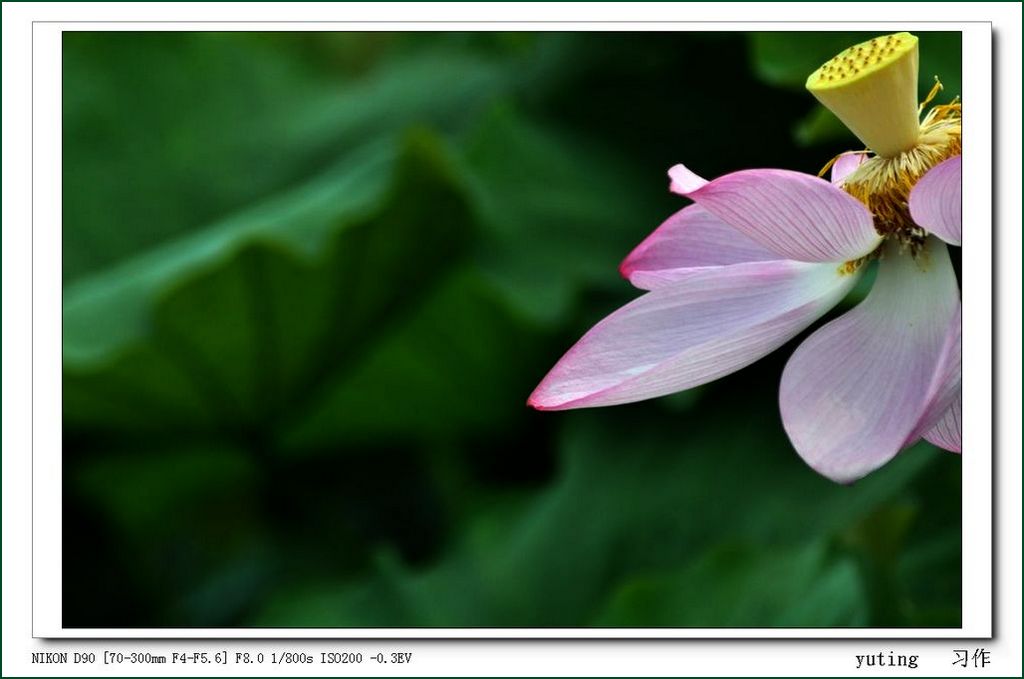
[
  {"x1": 9, "y1": 4, "x2": 1000, "y2": 654},
  {"x1": 32, "y1": 18, "x2": 992, "y2": 640}
]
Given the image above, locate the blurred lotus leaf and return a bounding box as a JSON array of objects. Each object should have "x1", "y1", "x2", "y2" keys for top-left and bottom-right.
[{"x1": 251, "y1": 414, "x2": 952, "y2": 627}]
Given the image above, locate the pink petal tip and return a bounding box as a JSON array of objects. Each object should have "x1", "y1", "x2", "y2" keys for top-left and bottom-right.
[{"x1": 668, "y1": 164, "x2": 708, "y2": 194}]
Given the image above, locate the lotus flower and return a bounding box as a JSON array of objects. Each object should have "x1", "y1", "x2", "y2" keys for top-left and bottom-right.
[{"x1": 528, "y1": 33, "x2": 962, "y2": 483}]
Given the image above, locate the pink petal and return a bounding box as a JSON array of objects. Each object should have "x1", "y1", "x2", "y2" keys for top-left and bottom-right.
[
  {"x1": 909, "y1": 155, "x2": 961, "y2": 246},
  {"x1": 528, "y1": 259, "x2": 860, "y2": 410},
  {"x1": 668, "y1": 163, "x2": 881, "y2": 263},
  {"x1": 923, "y1": 395, "x2": 962, "y2": 453},
  {"x1": 620, "y1": 205, "x2": 780, "y2": 290},
  {"x1": 830, "y1": 152, "x2": 866, "y2": 186},
  {"x1": 905, "y1": 307, "x2": 961, "y2": 445},
  {"x1": 779, "y1": 237, "x2": 961, "y2": 483}
]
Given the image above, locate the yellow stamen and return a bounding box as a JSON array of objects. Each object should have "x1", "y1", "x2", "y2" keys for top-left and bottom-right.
[
  {"x1": 806, "y1": 32, "x2": 920, "y2": 158},
  {"x1": 837, "y1": 256, "x2": 869, "y2": 276},
  {"x1": 918, "y1": 76, "x2": 943, "y2": 115}
]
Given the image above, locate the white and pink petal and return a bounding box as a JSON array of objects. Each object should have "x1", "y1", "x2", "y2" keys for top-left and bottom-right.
[
  {"x1": 668, "y1": 163, "x2": 881, "y2": 263},
  {"x1": 909, "y1": 155, "x2": 962, "y2": 246},
  {"x1": 528, "y1": 259, "x2": 860, "y2": 411},
  {"x1": 779, "y1": 237, "x2": 961, "y2": 483},
  {"x1": 620, "y1": 205, "x2": 780, "y2": 290},
  {"x1": 830, "y1": 152, "x2": 867, "y2": 186},
  {"x1": 924, "y1": 395, "x2": 962, "y2": 453},
  {"x1": 904, "y1": 307, "x2": 961, "y2": 447}
]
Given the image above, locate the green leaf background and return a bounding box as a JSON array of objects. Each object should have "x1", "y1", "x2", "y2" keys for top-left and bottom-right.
[{"x1": 63, "y1": 31, "x2": 961, "y2": 628}]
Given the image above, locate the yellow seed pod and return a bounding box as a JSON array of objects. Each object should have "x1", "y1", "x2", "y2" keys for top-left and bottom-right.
[{"x1": 806, "y1": 33, "x2": 920, "y2": 158}]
